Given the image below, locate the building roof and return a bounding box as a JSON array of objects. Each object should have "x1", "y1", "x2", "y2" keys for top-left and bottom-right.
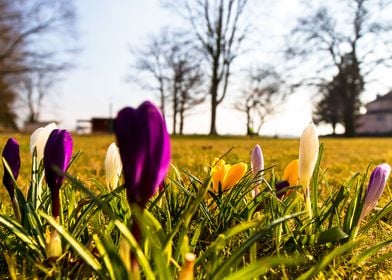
[{"x1": 367, "y1": 90, "x2": 392, "y2": 105}]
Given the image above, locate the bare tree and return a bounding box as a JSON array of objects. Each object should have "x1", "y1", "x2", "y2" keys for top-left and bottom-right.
[
  {"x1": 286, "y1": 0, "x2": 392, "y2": 136},
  {"x1": 17, "y1": 71, "x2": 57, "y2": 123},
  {"x1": 132, "y1": 29, "x2": 205, "y2": 134},
  {"x1": 0, "y1": 77, "x2": 17, "y2": 130},
  {"x1": 0, "y1": 0, "x2": 75, "y2": 76},
  {"x1": 0, "y1": 0, "x2": 76, "y2": 127},
  {"x1": 235, "y1": 66, "x2": 285, "y2": 135},
  {"x1": 166, "y1": 0, "x2": 251, "y2": 135},
  {"x1": 165, "y1": 39, "x2": 205, "y2": 135},
  {"x1": 177, "y1": 65, "x2": 204, "y2": 135},
  {"x1": 132, "y1": 32, "x2": 170, "y2": 118}
]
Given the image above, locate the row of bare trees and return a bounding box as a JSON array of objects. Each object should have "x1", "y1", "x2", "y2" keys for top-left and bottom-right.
[
  {"x1": 130, "y1": 0, "x2": 392, "y2": 136},
  {"x1": 131, "y1": 0, "x2": 289, "y2": 135},
  {"x1": 0, "y1": 0, "x2": 76, "y2": 129}
]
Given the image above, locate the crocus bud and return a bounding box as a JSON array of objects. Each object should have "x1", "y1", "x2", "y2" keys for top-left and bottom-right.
[
  {"x1": 251, "y1": 144, "x2": 264, "y2": 197},
  {"x1": 30, "y1": 122, "x2": 57, "y2": 162},
  {"x1": 251, "y1": 144, "x2": 264, "y2": 176},
  {"x1": 179, "y1": 253, "x2": 196, "y2": 280},
  {"x1": 46, "y1": 226, "x2": 62, "y2": 258},
  {"x1": 299, "y1": 123, "x2": 319, "y2": 191},
  {"x1": 114, "y1": 101, "x2": 171, "y2": 207},
  {"x1": 44, "y1": 129, "x2": 73, "y2": 217},
  {"x1": 299, "y1": 123, "x2": 319, "y2": 218},
  {"x1": 105, "y1": 143, "x2": 123, "y2": 190},
  {"x1": 359, "y1": 163, "x2": 391, "y2": 222},
  {"x1": 2, "y1": 138, "x2": 20, "y2": 198},
  {"x1": 283, "y1": 159, "x2": 299, "y2": 187}
]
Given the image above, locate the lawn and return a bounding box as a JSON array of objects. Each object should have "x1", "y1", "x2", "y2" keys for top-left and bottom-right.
[
  {"x1": 1, "y1": 133, "x2": 392, "y2": 278},
  {"x1": 2, "y1": 134, "x2": 392, "y2": 190}
]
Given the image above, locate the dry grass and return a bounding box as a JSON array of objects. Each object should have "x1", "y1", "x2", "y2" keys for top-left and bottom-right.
[{"x1": 1, "y1": 134, "x2": 392, "y2": 199}]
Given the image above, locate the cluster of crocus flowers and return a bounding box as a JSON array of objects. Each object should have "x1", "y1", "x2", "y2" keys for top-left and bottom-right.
[
  {"x1": 2, "y1": 138, "x2": 21, "y2": 221},
  {"x1": 44, "y1": 129, "x2": 73, "y2": 258},
  {"x1": 30, "y1": 122, "x2": 58, "y2": 203},
  {"x1": 210, "y1": 158, "x2": 247, "y2": 192},
  {"x1": 105, "y1": 142, "x2": 123, "y2": 190},
  {"x1": 275, "y1": 159, "x2": 299, "y2": 199},
  {"x1": 359, "y1": 163, "x2": 391, "y2": 223},
  {"x1": 251, "y1": 144, "x2": 264, "y2": 197},
  {"x1": 298, "y1": 123, "x2": 319, "y2": 218}
]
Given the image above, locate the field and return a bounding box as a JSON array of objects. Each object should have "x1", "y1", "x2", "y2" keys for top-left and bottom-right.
[
  {"x1": 1, "y1": 133, "x2": 392, "y2": 278},
  {"x1": 3, "y1": 134, "x2": 392, "y2": 191}
]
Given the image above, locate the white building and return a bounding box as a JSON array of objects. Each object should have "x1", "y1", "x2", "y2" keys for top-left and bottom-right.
[{"x1": 357, "y1": 91, "x2": 392, "y2": 135}]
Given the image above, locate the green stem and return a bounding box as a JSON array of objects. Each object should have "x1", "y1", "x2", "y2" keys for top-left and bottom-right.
[
  {"x1": 305, "y1": 188, "x2": 313, "y2": 221},
  {"x1": 130, "y1": 216, "x2": 141, "y2": 280},
  {"x1": 11, "y1": 197, "x2": 21, "y2": 223}
]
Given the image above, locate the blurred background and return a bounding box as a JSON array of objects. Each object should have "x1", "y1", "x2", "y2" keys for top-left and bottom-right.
[{"x1": 0, "y1": 0, "x2": 391, "y2": 137}]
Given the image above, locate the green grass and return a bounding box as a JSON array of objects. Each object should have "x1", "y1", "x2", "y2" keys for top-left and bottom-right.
[
  {"x1": 1, "y1": 133, "x2": 392, "y2": 279},
  {"x1": 2, "y1": 134, "x2": 392, "y2": 205}
]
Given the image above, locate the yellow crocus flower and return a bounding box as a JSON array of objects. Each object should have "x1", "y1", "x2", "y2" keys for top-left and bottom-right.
[
  {"x1": 282, "y1": 159, "x2": 299, "y2": 186},
  {"x1": 211, "y1": 158, "x2": 247, "y2": 192},
  {"x1": 223, "y1": 163, "x2": 248, "y2": 190}
]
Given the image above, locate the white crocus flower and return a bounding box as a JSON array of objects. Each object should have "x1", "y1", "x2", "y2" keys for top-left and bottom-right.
[
  {"x1": 105, "y1": 143, "x2": 123, "y2": 190},
  {"x1": 299, "y1": 123, "x2": 319, "y2": 218},
  {"x1": 30, "y1": 122, "x2": 57, "y2": 162}
]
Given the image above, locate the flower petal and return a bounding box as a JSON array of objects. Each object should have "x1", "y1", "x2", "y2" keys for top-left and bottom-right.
[
  {"x1": 283, "y1": 159, "x2": 299, "y2": 186},
  {"x1": 223, "y1": 162, "x2": 247, "y2": 191},
  {"x1": 114, "y1": 101, "x2": 171, "y2": 206}
]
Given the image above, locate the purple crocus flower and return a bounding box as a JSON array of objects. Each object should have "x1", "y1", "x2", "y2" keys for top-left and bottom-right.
[
  {"x1": 360, "y1": 163, "x2": 391, "y2": 222},
  {"x1": 2, "y1": 138, "x2": 20, "y2": 198},
  {"x1": 275, "y1": 180, "x2": 290, "y2": 200},
  {"x1": 44, "y1": 129, "x2": 73, "y2": 217},
  {"x1": 114, "y1": 101, "x2": 171, "y2": 207}
]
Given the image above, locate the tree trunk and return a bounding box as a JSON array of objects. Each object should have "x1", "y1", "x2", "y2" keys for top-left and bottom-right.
[
  {"x1": 172, "y1": 88, "x2": 178, "y2": 135},
  {"x1": 209, "y1": 59, "x2": 220, "y2": 136},
  {"x1": 331, "y1": 122, "x2": 336, "y2": 135},
  {"x1": 343, "y1": 99, "x2": 356, "y2": 137},
  {"x1": 179, "y1": 106, "x2": 184, "y2": 135},
  {"x1": 159, "y1": 84, "x2": 165, "y2": 119},
  {"x1": 210, "y1": 98, "x2": 217, "y2": 135},
  {"x1": 173, "y1": 79, "x2": 178, "y2": 135},
  {"x1": 246, "y1": 107, "x2": 252, "y2": 136}
]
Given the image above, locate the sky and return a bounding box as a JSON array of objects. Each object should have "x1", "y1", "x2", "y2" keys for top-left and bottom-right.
[{"x1": 38, "y1": 0, "x2": 391, "y2": 137}]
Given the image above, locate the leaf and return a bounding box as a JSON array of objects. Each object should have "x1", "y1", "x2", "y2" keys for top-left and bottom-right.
[
  {"x1": 39, "y1": 211, "x2": 102, "y2": 273},
  {"x1": 316, "y1": 227, "x2": 348, "y2": 245},
  {"x1": 93, "y1": 234, "x2": 129, "y2": 280},
  {"x1": 297, "y1": 239, "x2": 362, "y2": 280},
  {"x1": 350, "y1": 238, "x2": 392, "y2": 265},
  {"x1": 224, "y1": 255, "x2": 303, "y2": 280},
  {"x1": 311, "y1": 143, "x2": 324, "y2": 220},
  {"x1": 114, "y1": 220, "x2": 156, "y2": 280},
  {"x1": 211, "y1": 211, "x2": 306, "y2": 279},
  {"x1": 0, "y1": 214, "x2": 41, "y2": 256}
]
